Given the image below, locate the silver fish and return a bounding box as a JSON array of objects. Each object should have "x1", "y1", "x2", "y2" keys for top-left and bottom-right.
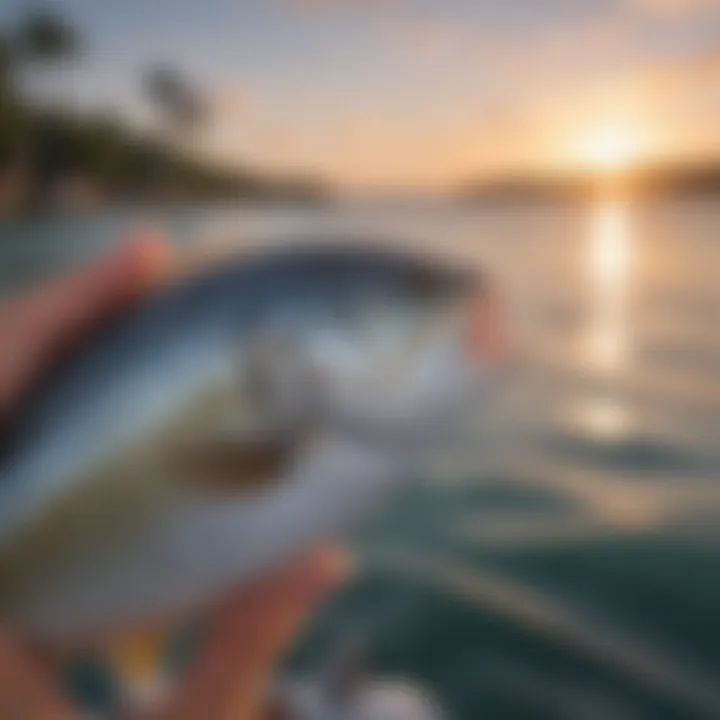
[{"x1": 0, "y1": 242, "x2": 498, "y2": 639}]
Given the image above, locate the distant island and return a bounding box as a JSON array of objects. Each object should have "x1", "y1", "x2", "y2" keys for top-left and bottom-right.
[
  {"x1": 0, "y1": 9, "x2": 327, "y2": 217},
  {"x1": 460, "y1": 162, "x2": 720, "y2": 205},
  {"x1": 0, "y1": 105, "x2": 329, "y2": 215}
]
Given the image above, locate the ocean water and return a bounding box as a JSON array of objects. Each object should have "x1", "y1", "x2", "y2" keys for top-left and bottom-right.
[{"x1": 1, "y1": 197, "x2": 719, "y2": 719}]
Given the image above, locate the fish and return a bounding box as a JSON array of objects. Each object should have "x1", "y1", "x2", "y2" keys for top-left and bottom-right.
[{"x1": 0, "y1": 242, "x2": 502, "y2": 640}]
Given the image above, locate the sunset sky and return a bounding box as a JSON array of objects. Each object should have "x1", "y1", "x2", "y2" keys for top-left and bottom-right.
[{"x1": 5, "y1": 0, "x2": 720, "y2": 189}]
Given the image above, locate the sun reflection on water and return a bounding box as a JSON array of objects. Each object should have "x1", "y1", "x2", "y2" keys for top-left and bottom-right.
[
  {"x1": 574, "y1": 397, "x2": 629, "y2": 440},
  {"x1": 586, "y1": 200, "x2": 632, "y2": 369},
  {"x1": 581, "y1": 200, "x2": 633, "y2": 438},
  {"x1": 590, "y1": 202, "x2": 631, "y2": 290}
]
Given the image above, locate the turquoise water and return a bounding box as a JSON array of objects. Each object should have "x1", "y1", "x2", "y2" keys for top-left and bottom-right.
[{"x1": 2, "y1": 198, "x2": 720, "y2": 718}]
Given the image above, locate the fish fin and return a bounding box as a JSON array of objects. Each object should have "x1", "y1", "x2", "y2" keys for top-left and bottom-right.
[
  {"x1": 172, "y1": 435, "x2": 298, "y2": 495},
  {"x1": 106, "y1": 628, "x2": 171, "y2": 712}
]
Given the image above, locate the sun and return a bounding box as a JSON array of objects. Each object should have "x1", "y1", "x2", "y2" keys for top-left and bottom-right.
[{"x1": 579, "y1": 127, "x2": 641, "y2": 173}]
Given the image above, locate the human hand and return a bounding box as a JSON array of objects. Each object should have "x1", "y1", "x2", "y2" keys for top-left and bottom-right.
[
  {"x1": 0, "y1": 236, "x2": 347, "y2": 719},
  {"x1": 0, "y1": 235, "x2": 165, "y2": 418}
]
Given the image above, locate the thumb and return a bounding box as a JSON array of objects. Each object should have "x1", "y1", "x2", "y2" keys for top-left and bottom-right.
[
  {"x1": 18, "y1": 231, "x2": 167, "y2": 352},
  {"x1": 0, "y1": 631, "x2": 78, "y2": 720},
  {"x1": 0, "y1": 231, "x2": 168, "y2": 416},
  {"x1": 154, "y1": 548, "x2": 347, "y2": 720}
]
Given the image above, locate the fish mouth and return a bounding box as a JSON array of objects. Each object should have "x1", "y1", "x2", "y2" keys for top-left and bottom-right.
[{"x1": 314, "y1": 294, "x2": 509, "y2": 454}]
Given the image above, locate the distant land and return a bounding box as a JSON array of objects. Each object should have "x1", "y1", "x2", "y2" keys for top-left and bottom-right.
[
  {"x1": 0, "y1": 8, "x2": 328, "y2": 217},
  {"x1": 461, "y1": 161, "x2": 720, "y2": 205},
  {"x1": 0, "y1": 105, "x2": 328, "y2": 216}
]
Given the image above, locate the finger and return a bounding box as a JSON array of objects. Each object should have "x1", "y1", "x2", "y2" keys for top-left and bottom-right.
[
  {"x1": 0, "y1": 632, "x2": 77, "y2": 720},
  {"x1": 11, "y1": 230, "x2": 167, "y2": 358},
  {"x1": 155, "y1": 547, "x2": 348, "y2": 720},
  {"x1": 0, "y1": 231, "x2": 167, "y2": 416}
]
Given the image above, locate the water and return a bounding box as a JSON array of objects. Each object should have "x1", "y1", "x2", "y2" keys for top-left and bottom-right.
[{"x1": 1, "y1": 197, "x2": 719, "y2": 719}]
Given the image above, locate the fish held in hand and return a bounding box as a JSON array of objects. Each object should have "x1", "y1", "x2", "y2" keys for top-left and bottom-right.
[{"x1": 0, "y1": 243, "x2": 503, "y2": 639}]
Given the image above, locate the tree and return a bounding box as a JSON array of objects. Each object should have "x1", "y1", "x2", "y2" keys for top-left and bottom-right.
[
  {"x1": 0, "y1": 8, "x2": 80, "y2": 108},
  {"x1": 13, "y1": 8, "x2": 80, "y2": 64},
  {"x1": 144, "y1": 66, "x2": 206, "y2": 136},
  {"x1": 0, "y1": 35, "x2": 13, "y2": 103},
  {"x1": 0, "y1": 8, "x2": 81, "y2": 203}
]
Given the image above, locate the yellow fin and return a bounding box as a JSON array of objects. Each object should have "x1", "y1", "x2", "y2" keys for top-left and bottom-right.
[
  {"x1": 106, "y1": 628, "x2": 172, "y2": 711},
  {"x1": 107, "y1": 627, "x2": 168, "y2": 686}
]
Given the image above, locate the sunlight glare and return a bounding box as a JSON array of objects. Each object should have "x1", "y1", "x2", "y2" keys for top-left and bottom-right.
[
  {"x1": 580, "y1": 127, "x2": 640, "y2": 173},
  {"x1": 584, "y1": 201, "x2": 632, "y2": 371},
  {"x1": 575, "y1": 397, "x2": 629, "y2": 440},
  {"x1": 591, "y1": 202, "x2": 630, "y2": 288}
]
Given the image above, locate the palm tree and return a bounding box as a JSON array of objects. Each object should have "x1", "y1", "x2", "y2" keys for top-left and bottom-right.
[
  {"x1": 14, "y1": 9, "x2": 80, "y2": 64},
  {"x1": 0, "y1": 8, "x2": 79, "y2": 102},
  {"x1": 142, "y1": 66, "x2": 207, "y2": 197},
  {"x1": 0, "y1": 9, "x2": 81, "y2": 203},
  {"x1": 144, "y1": 66, "x2": 206, "y2": 137},
  {"x1": 0, "y1": 36, "x2": 12, "y2": 102}
]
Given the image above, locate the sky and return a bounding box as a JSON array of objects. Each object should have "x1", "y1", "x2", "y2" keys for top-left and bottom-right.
[{"x1": 4, "y1": 0, "x2": 720, "y2": 189}]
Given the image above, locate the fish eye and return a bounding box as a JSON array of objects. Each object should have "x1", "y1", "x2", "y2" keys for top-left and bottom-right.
[
  {"x1": 405, "y1": 260, "x2": 480, "y2": 307},
  {"x1": 407, "y1": 267, "x2": 443, "y2": 297}
]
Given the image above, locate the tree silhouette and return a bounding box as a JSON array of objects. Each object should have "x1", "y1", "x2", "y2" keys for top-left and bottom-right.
[
  {"x1": 0, "y1": 8, "x2": 80, "y2": 103},
  {"x1": 0, "y1": 36, "x2": 12, "y2": 101},
  {"x1": 0, "y1": 11, "x2": 318, "y2": 211},
  {"x1": 13, "y1": 9, "x2": 80, "y2": 64},
  {"x1": 0, "y1": 8, "x2": 81, "y2": 200},
  {"x1": 144, "y1": 66, "x2": 206, "y2": 138}
]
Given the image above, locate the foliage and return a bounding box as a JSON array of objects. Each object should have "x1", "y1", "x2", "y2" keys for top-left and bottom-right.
[
  {"x1": 0, "y1": 9, "x2": 325, "y2": 211},
  {"x1": 144, "y1": 66, "x2": 205, "y2": 131},
  {"x1": 13, "y1": 9, "x2": 80, "y2": 63},
  {"x1": 0, "y1": 105, "x2": 324, "y2": 206},
  {"x1": 0, "y1": 35, "x2": 12, "y2": 85}
]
